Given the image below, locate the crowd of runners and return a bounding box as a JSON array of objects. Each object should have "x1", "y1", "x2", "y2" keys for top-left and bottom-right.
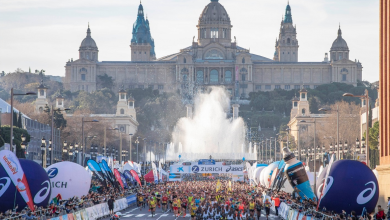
[{"x1": 136, "y1": 181, "x2": 278, "y2": 220}]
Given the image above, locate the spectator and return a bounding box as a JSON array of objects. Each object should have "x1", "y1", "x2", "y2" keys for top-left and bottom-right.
[
  {"x1": 108, "y1": 196, "x2": 115, "y2": 215},
  {"x1": 376, "y1": 205, "x2": 385, "y2": 220}
]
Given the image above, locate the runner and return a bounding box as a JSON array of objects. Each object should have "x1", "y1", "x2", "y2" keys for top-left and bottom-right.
[{"x1": 162, "y1": 193, "x2": 168, "y2": 212}]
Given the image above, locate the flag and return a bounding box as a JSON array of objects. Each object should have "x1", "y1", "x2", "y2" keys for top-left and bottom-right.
[
  {"x1": 0, "y1": 150, "x2": 35, "y2": 211},
  {"x1": 216, "y1": 180, "x2": 221, "y2": 192},
  {"x1": 228, "y1": 181, "x2": 232, "y2": 192},
  {"x1": 130, "y1": 169, "x2": 142, "y2": 187},
  {"x1": 114, "y1": 169, "x2": 124, "y2": 190},
  {"x1": 152, "y1": 162, "x2": 158, "y2": 184}
]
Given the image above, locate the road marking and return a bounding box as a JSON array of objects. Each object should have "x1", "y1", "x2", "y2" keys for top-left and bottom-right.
[
  {"x1": 135, "y1": 214, "x2": 145, "y2": 217},
  {"x1": 156, "y1": 210, "x2": 170, "y2": 220},
  {"x1": 123, "y1": 214, "x2": 134, "y2": 217}
]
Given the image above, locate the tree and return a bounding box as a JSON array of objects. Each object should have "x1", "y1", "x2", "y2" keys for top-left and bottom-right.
[
  {"x1": 12, "y1": 111, "x2": 17, "y2": 128},
  {"x1": 53, "y1": 110, "x2": 67, "y2": 129},
  {"x1": 97, "y1": 74, "x2": 114, "y2": 90},
  {"x1": 368, "y1": 104, "x2": 372, "y2": 127},
  {"x1": 0, "y1": 126, "x2": 30, "y2": 158},
  {"x1": 309, "y1": 97, "x2": 319, "y2": 114}
]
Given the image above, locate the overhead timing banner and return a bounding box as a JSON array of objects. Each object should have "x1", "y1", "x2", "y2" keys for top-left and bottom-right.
[
  {"x1": 0, "y1": 150, "x2": 35, "y2": 211},
  {"x1": 114, "y1": 169, "x2": 124, "y2": 189},
  {"x1": 87, "y1": 160, "x2": 107, "y2": 187},
  {"x1": 130, "y1": 170, "x2": 142, "y2": 187}
]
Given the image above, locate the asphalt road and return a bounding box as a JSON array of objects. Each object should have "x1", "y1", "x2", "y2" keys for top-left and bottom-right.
[{"x1": 107, "y1": 206, "x2": 280, "y2": 220}]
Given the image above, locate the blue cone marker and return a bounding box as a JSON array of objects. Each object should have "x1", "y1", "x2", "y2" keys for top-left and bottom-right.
[{"x1": 283, "y1": 148, "x2": 316, "y2": 201}]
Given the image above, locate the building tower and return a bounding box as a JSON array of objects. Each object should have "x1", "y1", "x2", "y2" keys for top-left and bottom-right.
[
  {"x1": 297, "y1": 88, "x2": 309, "y2": 117},
  {"x1": 130, "y1": 2, "x2": 156, "y2": 61},
  {"x1": 55, "y1": 95, "x2": 65, "y2": 110},
  {"x1": 330, "y1": 25, "x2": 349, "y2": 61},
  {"x1": 116, "y1": 86, "x2": 136, "y2": 119},
  {"x1": 79, "y1": 24, "x2": 99, "y2": 61},
  {"x1": 35, "y1": 80, "x2": 49, "y2": 112},
  {"x1": 276, "y1": 2, "x2": 299, "y2": 62},
  {"x1": 197, "y1": 0, "x2": 232, "y2": 47}
]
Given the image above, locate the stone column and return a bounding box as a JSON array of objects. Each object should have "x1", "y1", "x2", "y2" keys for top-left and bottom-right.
[
  {"x1": 186, "y1": 104, "x2": 193, "y2": 119},
  {"x1": 232, "y1": 104, "x2": 240, "y2": 120}
]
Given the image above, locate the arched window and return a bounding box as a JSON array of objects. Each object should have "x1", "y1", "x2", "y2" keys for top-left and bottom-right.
[
  {"x1": 196, "y1": 71, "x2": 204, "y2": 83},
  {"x1": 39, "y1": 107, "x2": 43, "y2": 112},
  {"x1": 242, "y1": 58, "x2": 245, "y2": 64},
  {"x1": 302, "y1": 108, "x2": 306, "y2": 116},
  {"x1": 184, "y1": 58, "x2": 187, "y2": 63},
  {"x1": 181, "y1": 68, "x2": 189, "y2": 82},
  {"x1": 225, "y1": 70, "x2": 232, "y2": 83},
  {"x1": 287, "y1": 38, "x2": 291, "y2": 44},
  {"x1": 210, "y1": 70, "x2": 219, "y2": 83},
  {"x1": 182, "y1": 74, "x2": 188, "y2": 82},
  {"x1": 120, "y1": 109, "x2": 124, "y2": 114}
]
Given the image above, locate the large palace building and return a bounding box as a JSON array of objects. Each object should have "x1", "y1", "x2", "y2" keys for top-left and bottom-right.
[{"x1": 64, "y1": 0, "x2": 363, "y2": 99}]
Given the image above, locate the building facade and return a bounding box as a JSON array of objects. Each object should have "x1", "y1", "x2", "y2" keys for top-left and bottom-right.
[{"x1": 64, "y1": 0, "x2": 363, "y2": 99}]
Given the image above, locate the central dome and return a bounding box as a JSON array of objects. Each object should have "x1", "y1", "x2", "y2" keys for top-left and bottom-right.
[{"x1": 199, "y1": 0, "x2": 230, "y2": 24}]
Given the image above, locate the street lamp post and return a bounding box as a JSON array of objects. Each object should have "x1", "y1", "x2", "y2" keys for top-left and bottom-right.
[
  {"x1": 300, "y1": 119, "x2": 317, "y2": 191},
  {"x1": 10, "y1": 89, "x2": 36, "y2": 152},
  {"x1": 269, "y1": 137, "x2": 273, "y2": 163},
  {"x1": 135, "y1": 137, "x2": 140, "y2": 162},
  {"x1": 343, "y1": 90, "x2": 370, "y2": 166},
  {"x1": 48, "y1": 139, "x2": 52, "y2": 165},
  {"x1": 129, "y1": 134, "x2": 133, "y2": 161},
  {"x1": 274, "y1": 134, "x2": 279, "y2": 161},
  {"x1": 41, "y1": 137, "x2": 46, "y2": 167},
  {"x1": 81, "y1": 118, "x2": 99, "y2": 165},
  {"x1": 50, "y1": 106, "x2": 69, "y2": 165}
]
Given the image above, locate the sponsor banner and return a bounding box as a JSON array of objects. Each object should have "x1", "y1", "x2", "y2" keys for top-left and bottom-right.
[
  {"x1": 130, "y1": 170, "x2": 142, "y2": 187},
  {"x1": 170, "y1": 164, "x2": 244, "y2": 174},
  {"x1": 152, "y1": 162, "x2": 158, "y2": 184},
  {"x1": 87, "y1": 160, "x2": 107, "y2": 188},
  {"x1": 0, "y1": 150, "x2": 35, "y2": 211},
  {"x1": 119, "y1": 172, "x2": 128, "y2": 189},
  {"x1": 158, "y1": 162, "x2": 163, "y2": 182},
  {"x1": 46, "y1": 161, "x2": 90, "y2": 201},
  {"x1": 126, "y1": 194, "x2": 137, "y2": 205},
  {"x1": 114, "y1": 169, "x2": 124, "y2": 189}
]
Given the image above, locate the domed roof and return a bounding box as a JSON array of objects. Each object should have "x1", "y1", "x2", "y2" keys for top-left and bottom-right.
[
  {"x1": 80, "y1": 25, "x2": 98, "y2": 49},
  {"x1": 199, "y1": 0, "x2": 230, "y2": 24},
  {"x1": 331, "y1": 26, "x2": 349, "y2": 51}
]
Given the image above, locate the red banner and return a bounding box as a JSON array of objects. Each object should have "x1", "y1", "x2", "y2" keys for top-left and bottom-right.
[
  {"x1": 130, "y1": 169, "x2": 142, "y2": 187},
  {"x1": 0, "y1": 150, "x2": 35, "y2": 211},
  {"x1": 113, "y1": 169, "x2": 124, "y2": 190}
]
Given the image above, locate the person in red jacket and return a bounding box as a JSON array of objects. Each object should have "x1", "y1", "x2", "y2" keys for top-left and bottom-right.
[
  {"x1": 376, "y1": 205, "x2": 385, "y2": 220},
  {"x1": 272, "y1": 195, "x2": 281, "y2": 216}
]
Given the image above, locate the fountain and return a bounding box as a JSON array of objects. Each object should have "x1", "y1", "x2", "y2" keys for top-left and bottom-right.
[{"x1": 166, "y1": 87, "x2": 257, "y2": 161}]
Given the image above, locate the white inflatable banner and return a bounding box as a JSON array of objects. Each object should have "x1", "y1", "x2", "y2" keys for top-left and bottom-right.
[{"x1": 46, "y1": 161, "x2": 91, "y2": 200}]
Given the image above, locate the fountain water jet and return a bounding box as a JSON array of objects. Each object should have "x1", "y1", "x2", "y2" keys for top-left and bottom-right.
[{"x1": 166, "y1": 87, "x2": 257, "y2": 161}]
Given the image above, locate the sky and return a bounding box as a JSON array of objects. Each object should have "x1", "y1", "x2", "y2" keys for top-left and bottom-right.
[{"x1": 0, "y1": 0, "x2": 379, "y2": 82}]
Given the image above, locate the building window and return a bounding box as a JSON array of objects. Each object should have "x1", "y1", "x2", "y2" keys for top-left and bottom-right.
[
  {"x1": 196, "y1": 71, "x2": 204, "y2": 83},
  {"x1": 120, "y1": 109, "x2": 124, "y2": 114},
  {"x1": 225, "y1": 71, "x2": 232, "y2": 83},
  {"x1": 158, "y1": 85, "x2": 164, "y2": 90},
  {"x1": 241, "y1": 74, "x2": 246, "y2": 82},
  {"x1": 285, "y1": 85, "x2": 290, "y2": 90},
  {"x1": 294, "y1": 101, "x2": 298, "y2": 107},
  {"x1": 255, "y1": 85, "x2": 261, "y2": 90},
  {"x1": 138, "y1": 85, "x2": 144, "y2": 89},
  {"x1": 121, "y1": 94, "x2": 125, "y2": 99},
  {"x1": 210, "y1": 70, "x2": 219, "y2": 83},
  {"x1": 39, "y1": 107, "x2": 43, "y2": 112},
  {"x1": 339, "y1": 54, "x2": 343, "y2": 60},
  {"x1": 275, "y1": 85, "x2": 281, "y2": 89},
  {"x1": 304, "y1": 85, "x2": 310, "y2": 89},
  {"x1": 184, "y1": 58, "x2": 186, "y2": 63},
  {"x1": 129, "y1": 85, "x2": 135, "y2": 89},
  {"x1": 294, "y1": 85, "x2": 300, "y2": 90},
  {"x1": 242, "y1": 58, "x2": 245, "y2": 64},
  {"x1": 211, "y1": 28, "x2": 218, "y2": 38},
  {"x1": 342, "y1": 74, "x2": 347, "y2": 81},
  {"x1": 265, "y1": 85, "x2": 271, "y2": 90},
  {"x1": 302, "y1": 108, "x2": 306, "y2": 116},
  {"x1": 240, "y1": 84, "x2": 248, "y2": 89},
  {"x1": 301, "y1": 93, "x2": 306, "y2": 99},
  {"x1": 182, "y1": 74, "x2": 188, "y2": 82},
  {"x1": 40, "y1": 89, "x2": 44, "y2": 96},
  {"x1": 148, "y1": 85, "x2": 154, "y2": 89},
  {"x1": 81, "y1": 74, "x2": 86, "y2": 81},
  {"x1": 222, "y1": 28, "x2": 227, "y2": 38}
]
